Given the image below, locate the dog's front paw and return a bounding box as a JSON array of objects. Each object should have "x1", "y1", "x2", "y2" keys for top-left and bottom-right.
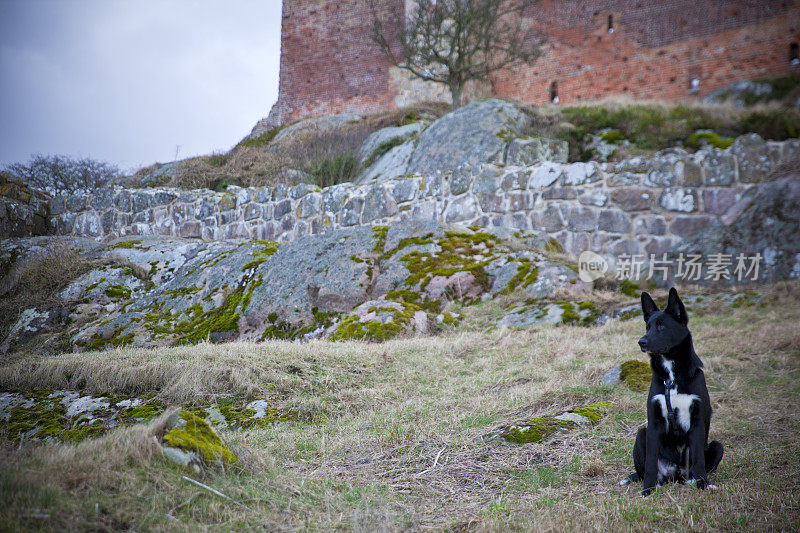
[
  {"x1": 687, "y1": 478, "x2": 713, "y2": 490},
  {"x1": 641, "y1": 486, "x2": 655, "y2": 497}
]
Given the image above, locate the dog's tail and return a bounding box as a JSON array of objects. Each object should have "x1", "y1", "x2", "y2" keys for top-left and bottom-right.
[{"x1": 619, "y1": 472, "x2": 640, "y2": 486}]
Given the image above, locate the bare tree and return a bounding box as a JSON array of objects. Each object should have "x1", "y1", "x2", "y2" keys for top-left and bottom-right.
[
  {"x1": 371, "y1": 0, "x2": 543, "y2": 109},
  {"x1": 3, "y1": 154, "x2": 120, "y2": 197}
]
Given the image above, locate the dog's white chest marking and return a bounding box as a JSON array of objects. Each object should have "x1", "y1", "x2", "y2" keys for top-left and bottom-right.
[{"x1": 652, "y1": 390, "x2": 698, "y2": 432}]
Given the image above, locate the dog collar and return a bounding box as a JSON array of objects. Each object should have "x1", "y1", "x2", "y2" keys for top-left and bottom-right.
[{"x1": 663, "y1": 379, "x2": 678, "y2": 423}]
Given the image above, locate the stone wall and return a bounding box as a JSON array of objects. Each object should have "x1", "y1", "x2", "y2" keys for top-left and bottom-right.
[
  {"x1": 0, "y1": 172, "x2": 50, "y2": 238},
  {"x1": 260, "y1": 0, "x2": 800, "y2": 129},
  {"x1": 48, "y1": 134, "x2": 799, "y2": 265}
]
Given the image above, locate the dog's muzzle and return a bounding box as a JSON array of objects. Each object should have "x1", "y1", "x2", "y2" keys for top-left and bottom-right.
[{"x1": 638, "y1": 337, "x2": 648, "y2": 352}]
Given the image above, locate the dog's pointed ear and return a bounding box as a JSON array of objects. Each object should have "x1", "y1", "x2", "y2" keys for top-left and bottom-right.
[
  {"x1": 641, "y1": 291, "x2": 659, "y2": 322},
  {"x1": 665, "y1": 287, "x2": 688, "y2": 325}
]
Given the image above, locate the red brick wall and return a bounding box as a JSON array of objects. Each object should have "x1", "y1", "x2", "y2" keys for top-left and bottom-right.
[{"x1": 270, "y1": 0, "x2": 800, "y2": 125}]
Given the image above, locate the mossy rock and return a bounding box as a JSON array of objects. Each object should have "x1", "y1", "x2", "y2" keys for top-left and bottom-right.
[
  {"x1": 162, "y1": 410, "x2": 237, "y2": 467},
  {"x1": 496, "y1": 401, "x2": 613, "y2": 444},
  {"x1": 619, "y1": 360, "x2": 652, "y2": 392},
  {"x1": 501, "y1": 417, "x2": 577, "y2": 444}
]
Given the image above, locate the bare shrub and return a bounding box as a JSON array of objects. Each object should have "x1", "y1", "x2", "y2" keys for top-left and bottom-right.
[{"x1": 3, "y1": 154, "x2": 120, "y2": 196}]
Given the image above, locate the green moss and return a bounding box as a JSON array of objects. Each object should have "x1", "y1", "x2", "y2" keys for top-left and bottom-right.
[
  {"x1": 260, "y1": 307, "x2": 340, "y2": 341},
  {"x1": 440, "y1": 312, "x2": 460, "y2": 327},
  {"x1": 399, "y1": 231, "x2": 498, "y2": 299},
  {"x1": 5, "y1": 396, "x2": 67, "y2": 440},
  {"x1": 119, "y1": 401, "x2": 165, "y2": 422},
  {"x1": 251, "y1": 240, "x2": 279, "y2": 257},
  {"x1": 502, "y1": 259, "x2": 539, "y2": 294},
  {"x1": 238, "y1": 126, "x2": 284, "y2": 148},
  {"x1": 241, "y1": 258, "x2": 267, "y2": 271},
  {"x1": 619, "y1": 360, "x2": 652, "y2": 392},
  {"x1": 173, "y1": 275, "x2": 263, "y2": 344},
  {"x1": 385, "y1": 289, "x2": 441, "y2": 314},
  {"x1": 85, "y1": 277, "x2": 106, "y2": 292},
  {"x1": 599, "y1": 129, "x2": 626, "y2": 143},
  {"x1": 164, "y1": 286, "x2": 200, "y2": 297},
  {"x1": 571, "y1": 401, "x2": 613, "y2": 423},
  {"x1": 372, "y1": 225, "x2": 389, "y2": 253},
  {"x1": 501, "y1": 417, "x2": 577, "y2": 444},
  {"x1": 732, "y1": 291, "x2": 759, "y2": 308},
  {"x1": 685, "y1": 131, "x2": 735, "y2": 150},
  {"x1": 556, "y1": 301, "x2": 599, "y2": 326},
  {"x1": 62, "y1": 420, "x2": 105, "y2": 442},
  {"x1": 329, "y1": 315, "x2": 406, "y2": 342},
  {"x1": 619, "y1": 279, "x2": 639, "y2": 298},
  {"x1": 162, "y1": 410, "x2": 237, "y2": 465},
  {"x1": 81, "y1": 332, "x2": 134, "y2": 351},
  {"x1": 544, "y1": 237, "x2": 563, "y2": 254},
  {"x1": 108, "y1": 240, "x2": 144, "y2": 250},
  {"x1": 365, "y1": 137, "x2": 407, "y2": 167},
  {"x1": 103, "y1": 284, "x2": 132, "y2": 300}
]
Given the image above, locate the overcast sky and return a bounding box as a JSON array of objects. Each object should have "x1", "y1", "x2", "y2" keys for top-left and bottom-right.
[{"x1": 0, "y1": 0, "x2": 282, "y2": 172}]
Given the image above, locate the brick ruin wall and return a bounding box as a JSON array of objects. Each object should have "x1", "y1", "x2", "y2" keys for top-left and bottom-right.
[
  {"x1": 258, "y1": 0, "x2": 800, "y2": 130},
  {"x1": 43, "y1": 134, "x2": 800, "y2": 267}
]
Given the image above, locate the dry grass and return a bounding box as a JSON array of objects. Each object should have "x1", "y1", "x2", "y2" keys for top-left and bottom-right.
[
  {"x1": 0, "y1": 243, "x2": 93, "y2": 339},
  {"x1": 166, "y1": 102, "x2": 449, "y2": 192},
  {"x1": 1, "y1": 283, "x2": 799, "y2": 530}
]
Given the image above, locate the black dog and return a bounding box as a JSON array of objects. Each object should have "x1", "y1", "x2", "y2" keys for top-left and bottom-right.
[{"x1": 621, "y1": 288, "x2": 723, "y2": 496}]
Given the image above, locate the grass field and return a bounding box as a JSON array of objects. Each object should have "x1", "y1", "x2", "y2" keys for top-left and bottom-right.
[{"x1": 1, "y1": 284, "x2": 799, "y2": 531}]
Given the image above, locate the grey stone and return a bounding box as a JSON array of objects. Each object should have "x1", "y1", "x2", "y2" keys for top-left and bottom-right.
[
  {"x1": 357, "y1": 122, "x2": 423, "y2": 164},
  {"x1": 500, "y1": 169, "x2": 529, "y2": 190},
  {"x1": 472, "y1": 166, "x2": 500, "y2": 194},
  {"x1": 273, "y1": 199, "x2": 291, "y2": 220},
  {"x1": 578, "y1": 188, "x2": 608, "y2": 207},
  {"x1": 608, "y1": 172, "x2": 643, "y2": 186},
  {"x1": 357, "y1": 140, "x2": 415, "y2": 184},
  {"x1": 73, "y1": 211, "x2": 103, "y2": 237},
  {"x1": 696, "y1": 148, "x2": 736, "y2": 186},
  {"x1": 49, "y1": 196, "x2": 65, "y2": 216},
  {"x1": 610, "y1": 188, "x2": 653, "y2": 211},
  {"x1": 528, "y1": 162, "x2": 563, "y2": 188},
  {"x1": 541, "y1": 187, "x2": 577, "y2": 200},
  {"x1": 669, "y1": 215, "x2": 713, "y2": 238},
  {"x1": 408, "y1": 99, "x2": 528, "y2": 175},
  {"x1": 565, "y1": 206, "x2": 598, "y2": 232},
  {"x1": 731, "y1": 133, "x2": 771, "y2": 183},
  {"x1": 297, "y1": 193, "x2": 321, "y2": 219},
  {"x1": 659, "y1": 188, "x2": 697, "y2": 212},
  {"x1": 505, "y1": 137, "x2": 568, "y2": 165},
  {"x1": 392, "y1": 179, "x2": 417, "y2": 204},
  {"x1": 600, "y1": 366, "x2": 622, "y2": 386},
  {"x1": 702, "y1": 189, "x2": 740, "y2": 215},
  {"x1": 532, "y1": 205, "x2": 565, "y2": 232},
  {"x1": 244, "y1": 203, "x2": 262, "y2": 220},
  {"x1": 444, "y1": 195, "x2": 480, "y2": 223},
  {"x1": 322, "y1": 184, "x2": 349, "y2": 213},
  {"x1": 478, "y1": 192, "x2": 506, "y2": 213},
  {"x1": 290, "y1": 183, "x2": 317, "y2": 200},
  {"x1": 508, "y1": 191, "x2": 535, "y2": 211},
  {"x1": 633, "y1": 215, "x2": 667, "y2": 236},
  {"x1": 274, "y1": 113, "x2": 362, "y2": 143},
  {"x1": 340, "y1": 197, "x2": 363, "y2": 226},
  {"x1": 449, "y1": 165, "x2": 473, "y2": 195},
  {"x1": 420, "y1": 174, "x2": 442, "y2": 197},
  {"x1": 560, "y1": 162, "x2": 600, "y2": 185},
  {"x1": 598, "y1": 210, "x2": 631, "y2": 233},
  {"x1": 362, "y1": 186, "x2": 398, "y2": 222},
  {"x1": 90, "y1": 188, "x2": 115, "y2": 211}
]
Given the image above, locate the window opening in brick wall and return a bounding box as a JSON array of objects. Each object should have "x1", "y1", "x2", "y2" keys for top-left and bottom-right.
[
  {"x1": 791, "y1": 43, "x2": 799, "y2": 65},
  {"x1": 550, "y1": 81, "x2": 559, "y2": 103},
  {"x1": 608, "y1": 14, "x2": 614, "y2": 33},
  {"x1": 689, "y1": 78, "x2": 700, "y2": 94}
]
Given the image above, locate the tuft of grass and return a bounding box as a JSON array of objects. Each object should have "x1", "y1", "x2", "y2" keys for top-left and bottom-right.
[{"x1": 307, "y1": 153, "x2": 360, "y2": 188}]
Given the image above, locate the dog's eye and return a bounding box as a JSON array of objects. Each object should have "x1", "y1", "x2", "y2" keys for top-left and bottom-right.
[{"x1": 657, "y1": 324, "x2": 665, "y2": 331}]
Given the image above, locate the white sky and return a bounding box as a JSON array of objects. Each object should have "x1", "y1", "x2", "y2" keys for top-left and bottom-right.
[{"x1": 0, "y1": 0, "x2": 282, "y2": 172}]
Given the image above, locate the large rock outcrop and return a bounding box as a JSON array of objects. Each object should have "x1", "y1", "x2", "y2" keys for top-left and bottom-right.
[{"x1": 1, "y1": 221, "x2": 589, "y2": 354}]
